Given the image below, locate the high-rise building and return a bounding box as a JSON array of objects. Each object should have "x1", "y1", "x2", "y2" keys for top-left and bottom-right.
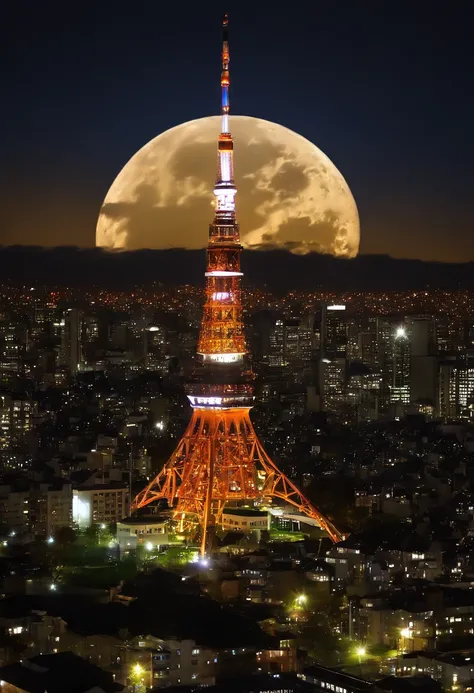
[
  {"x1": 0, "y1": 393, "x2": 33, "y2": 450},
  {"x1": 321, "y1": 305, "x2": 348, "y2": 359},
  {"x1": 0, "y1": 481, "x2": 72, "y2": 537},
  {"x1": 268, "y1": 319, "x2": 286, "y2": 367},
  {"x1": 30, "y1": 482, "x2": 73, "y2": 537},
  {"x1": 391, "y1": 325, "x2": 411, "y2": 405},
  {"x1": 268, "y1": 315, "x2": 314, "y2": 371},
  {"x1": 0, "y1": 322, "x2": 28, "y2": 385},
  {"x1": 133, "y1": 15, "x2": 342, "y2": 554},
  {"x1": 143, "y1": 325, "x2": 167, "y2": 371},
  {"x1": 357, "y1": 317, "x2": 378, "y2": 370},
  {"x1": 408, "y1": 316, "x2": 437, "y2": 412},
  {"x1": 31, "y1": 304, "x2": 61, "y2": 340},
  {"x1": 317, "y1": 305, "x2": 348, "y2": 412},
  {"x1": 59, "y1": 309, "x2": 82, "y2": 374},
  {"x1": 439, "y1": 353, "x2": 474, "y2": 420},
  {"x1": 377, "y1": 318, "x2": 411, "y2": 412}
]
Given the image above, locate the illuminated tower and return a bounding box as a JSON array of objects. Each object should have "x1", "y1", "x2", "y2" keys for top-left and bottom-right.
[{"x1": 133, "y1": 15, "x2": 343, "y2": 554}]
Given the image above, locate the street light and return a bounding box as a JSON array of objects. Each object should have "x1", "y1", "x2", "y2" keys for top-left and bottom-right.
[
  {"x1": 132, "y1": 663, "x2": 143, "y2": 677},
  {"x1": 130, "y1": 662, "x2": 144, "y2": 692},
  {"x1": 295, "y1": 594, "x2": 307, "y2": 607},
  {"x1": 356, "y1": 645, "x2": 366, "y2": 670}
]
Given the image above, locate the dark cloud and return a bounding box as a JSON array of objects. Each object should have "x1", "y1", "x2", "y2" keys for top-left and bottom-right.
[
  {"x1": 270, "y1": 161, "x2": 309, "y2": 197},
  {"x1": 249, "y1": 211, "x2": 345, "y2": 255}
]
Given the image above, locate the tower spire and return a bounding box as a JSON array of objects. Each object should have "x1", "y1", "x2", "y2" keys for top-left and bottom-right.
[
  {"x1": 221, "y1": 13, "x2": 230, "y2": 134},
  {"x1": 216, "y1": 13, "x2": 234, "y2": 189}
]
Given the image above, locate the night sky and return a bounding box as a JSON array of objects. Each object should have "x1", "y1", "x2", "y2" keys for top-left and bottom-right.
[{"x1": 2, "y1": 1, "x2": 474, "y2": 261}]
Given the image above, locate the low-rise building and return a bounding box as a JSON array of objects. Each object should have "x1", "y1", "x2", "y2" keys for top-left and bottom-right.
[
  {"x1": 116, "y1": 516, "x2": 170, "y2": 550},
  {"x1": 72, "y1": 483, "x2": 129, "y2": 527},
  {"x1": 221, "y1": 508, "x2": 270, "y2": 532}
]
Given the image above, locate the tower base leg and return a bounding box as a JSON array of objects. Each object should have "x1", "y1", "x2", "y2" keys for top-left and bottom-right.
[{"x1": 132, "y1": 407, "x2": 344, "y2": 551}]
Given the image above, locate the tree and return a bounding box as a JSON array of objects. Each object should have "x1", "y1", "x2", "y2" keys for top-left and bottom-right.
[{"x1": 53, "y1": 526, "x2": 77, "y2": 546}]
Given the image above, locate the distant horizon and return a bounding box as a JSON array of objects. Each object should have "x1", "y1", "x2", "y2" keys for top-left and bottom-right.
[
  {"x1": 0, "y1": 245, "x2": 472, "y2": 266},
  {"x1": 1, "y1": 246, "x2": 474, "y2": 292}
]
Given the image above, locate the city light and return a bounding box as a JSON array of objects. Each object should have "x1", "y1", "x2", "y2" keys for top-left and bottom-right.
[
  {"x1": 356, "y1": 646, "x2": 366, "y2": 657},
  {"x1": 205, "y1": 353, "x2": 243, "y2": 363},
  {"x1": 400, "y1": 628, "x2": 411, "y2": 638},
  {"x1": 47, "y1": 536, "x2": 54, "y2": 544},
  {"x1": 295, "y1": 594, "x2": 307, "y2": 606},
  {"x1": 204, "y1": 270, "x2": 243, "y2": 277},
  {"x1": 132, "y1": 663, "x2": 143, "y2": 677},
  {"x1": 50, "y1": 583, "x2": 57, "y2": 591},
  {"x1": 145, "y1": 542, "x2": 153, "y2": 551},
  {"x1": 155, "y1": 421, "x2": 164, "y2": 430},
  {"x1": 396, "y1": 326, "x2": 407, "y2": 339}
]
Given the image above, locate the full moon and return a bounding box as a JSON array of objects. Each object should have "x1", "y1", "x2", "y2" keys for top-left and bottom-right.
[{"x1": 96, "y1": 116, "x2": 359, "y2": 257}]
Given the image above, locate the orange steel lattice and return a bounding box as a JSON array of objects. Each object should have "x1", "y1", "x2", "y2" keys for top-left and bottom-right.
[
  {"x1": 132, "y1": 15, "x2": 344, "y2": 553},
  {"x1": 133, "y1": 407, "x2": 343, "y2": 555}
]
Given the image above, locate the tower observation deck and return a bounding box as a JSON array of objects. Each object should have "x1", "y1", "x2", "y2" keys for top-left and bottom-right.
[{"x1": 132, "y1": 14, "x2": 343, "y2": 555}]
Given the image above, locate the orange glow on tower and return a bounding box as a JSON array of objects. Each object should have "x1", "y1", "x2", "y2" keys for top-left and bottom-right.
[{"x1": 132, "y1": 15, "x2": 343, "y2": 554}]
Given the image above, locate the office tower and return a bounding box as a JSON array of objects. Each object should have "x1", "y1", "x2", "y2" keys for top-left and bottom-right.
[
  {"x1": 318, "y1": 305, "x2": 348, "y2": 412},
  {"x1": 408, "y1": 316, "x2": 437, "y2": 413},
  {"x1": 60, "y1": 309, "x2": 82, "y2": 374}
]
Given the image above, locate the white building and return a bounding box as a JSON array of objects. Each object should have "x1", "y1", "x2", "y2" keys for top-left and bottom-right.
[
  {"x1": 72, "y1": 483, "x2": 128, "y2": 528},
  {"x1": 116, "y1": 517, "x2": 169, "y2": 551}
]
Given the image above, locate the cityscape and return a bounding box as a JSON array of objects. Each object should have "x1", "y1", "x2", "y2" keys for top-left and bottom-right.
[{"x1": 2, "y1": 5, "x2": 474, "y2": 693}]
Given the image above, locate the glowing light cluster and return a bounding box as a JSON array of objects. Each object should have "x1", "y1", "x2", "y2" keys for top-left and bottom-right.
[
  {"x1": 220, "y1": 153, "x2": 232, "y2": 182},
  {"x1": 212, "y1": 291, "x2": 231, "y2": 301},
  {"x1": 214, "y1": 188, "x2": 236, "y2": 212},
  {"x1": 188, "y1": 396, "x2": 223, "y2": 407},
  {"x1": 72, "y1": 493, "x2": 90, "y2": 527},
  {"x1": 187, "y1": 394, "x2": 251, "y2": 409},
  {"x1": 396, "y1": 326, "x2": 408, "y2": 339},
  {"x1": 204, "y1": 352, "x2": 243, "y2": 363}
]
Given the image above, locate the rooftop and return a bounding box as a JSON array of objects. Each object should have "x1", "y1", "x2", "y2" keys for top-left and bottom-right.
[
  {"x1": 118, "y1": 516, "x2": 168, "y2": 526},
  {"x1": 0, "y1": 651, "x2": 124, "y2": 693},
  {"x1": 222, "y1": 508, "x2": 269, "y2": 517},
  {"x1": 301, "y1": 664, "x2": 373, "y2": 692}
]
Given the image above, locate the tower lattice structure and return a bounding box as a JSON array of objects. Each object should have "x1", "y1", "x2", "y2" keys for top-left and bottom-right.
[{"x1": 132, "y1": 15, "x2": 343, "y2": 554}]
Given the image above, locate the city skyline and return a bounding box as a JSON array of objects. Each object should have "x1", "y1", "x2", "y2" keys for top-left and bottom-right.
[
  {"x1": 3, "y1": 8, "x2": 474, "y2": 692},
  {"x1": 2, "y1": 2, "x2": 474, "y2": 262}
]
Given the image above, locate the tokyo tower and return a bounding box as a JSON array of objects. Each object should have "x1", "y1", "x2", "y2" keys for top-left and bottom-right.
[{"x1": 132, "y1": 14, "x2": 343, "y2": 555}]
